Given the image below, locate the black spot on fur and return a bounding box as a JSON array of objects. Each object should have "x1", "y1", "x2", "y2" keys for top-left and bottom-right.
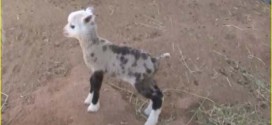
[
  {"x1": 144, "y1": 63, "x2": 152, "y2": 74},
  {"x1": 116, "y1": 55, "x2": 120, "y2": 59},
  {"x1": 127, "y1": 72, "x2": 142, "y2": 81},
  {"x1": 120, "y1": 56, "x2": 124, "y2": 60},
  {"x1": 151, "y1": 58, "x2": 156, "y2": 63},
  {"x1": 130, "y1": 50, "x2": 141, "y2": 60},
  {"x1": 121, "y1": 66, "x2": 125, "y2": 70},
  {"x1": 93, "y1": 57, "x2": 97, "y2": 62},
  {"x1": 120, "y1": 56, "x2": 128, "y2": 65},
  {"x1": 146, "y1": 68, "x2": 152, "y2": 74},
  {"x1": 128, "y1": 71, "x2": 133, "y2": 76},
  {"x1": 134, "y1": 73, "x2": 142, "y2": 81},
  {"x1": 100, "y1": 39, "x2": 106, "y2": 43},
  {"x1": 132, "y1": 61, "x2": 137, "y2": 67},
  {"x1": 141, "y1": 53, "x2": 148, "y2": 60},
  {"x1": 131, "y1": 51, "x2": 141, "y2": 67},
  {"x1": 102, "y1": 46, "x2": 107, "y2": 51},
  {"x1": 91, "y1": 53, "x2": 95, "y2": 57},
  {"x1": 109, "y1": 45, "x2": 131, "y2": 55},
  {"x1": 153, "y1": 84, "x2": 159, "y2": 90},
  {"x1": 92, "y1": 38, "x2": 99, "y2": 44},
  {"x1": 109, "y1": 45, "x2": 147, "y2": 61}
]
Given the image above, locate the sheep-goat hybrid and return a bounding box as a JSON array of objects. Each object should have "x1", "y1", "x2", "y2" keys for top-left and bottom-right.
[{"x1": 63, "y1": 7, "x2": 170, "y2": 125}]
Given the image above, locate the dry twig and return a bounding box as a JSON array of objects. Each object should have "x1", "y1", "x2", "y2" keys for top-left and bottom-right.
[
  {"x1": 106, "y1": 83, "x2": 134, "y2": 95},
  {"x1": 246, "y1": 45, "x2": 265, "y2": 65},
  {"x1": 185, "y1": 99, "x2": 207, "y2": 125},
  {"x1": 163, "y1": 89, "x2": 215, "y2": 103},
  {"x1": 1, "y1": 92, "x2": 9, "y2": 110},
  {"x1": 225, "y1": 76, "x2": 232, "y2": 87},
  {"x1": 224, "y1": 24, "x2": 245, "y2": 31},
  {"x1": 178, "y1": 47, "x2": 199, "y2": 74}
]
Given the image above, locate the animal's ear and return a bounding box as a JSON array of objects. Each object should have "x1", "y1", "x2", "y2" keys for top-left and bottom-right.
[
  {"x1": 83, "y1": 15, "x2": 92, "y2": 23},
  {"x1": 86, "y1": 6, "x2": 94, "y2": 14}
]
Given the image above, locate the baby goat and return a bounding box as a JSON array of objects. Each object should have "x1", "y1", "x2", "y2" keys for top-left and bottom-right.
[{"x1": 63, "y1": 7, "x2": 170, "y2": 125}]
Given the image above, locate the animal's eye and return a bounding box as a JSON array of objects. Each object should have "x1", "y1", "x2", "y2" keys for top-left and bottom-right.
[{"x1": 70, "y1": 25, "x2": 75, "y2": 29}]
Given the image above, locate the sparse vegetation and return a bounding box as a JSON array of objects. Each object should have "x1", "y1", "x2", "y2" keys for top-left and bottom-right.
[
  {"x1": 2, "y1": 0, "x2": 270, "y2": 125},
  {"x1": 194, "y1": 102, "x2": 270, "y2": 125}
]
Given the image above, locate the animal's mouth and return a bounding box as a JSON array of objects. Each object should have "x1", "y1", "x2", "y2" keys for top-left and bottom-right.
[{"x1": 63, "y1": 29, "x2": 69, "y2": 37}]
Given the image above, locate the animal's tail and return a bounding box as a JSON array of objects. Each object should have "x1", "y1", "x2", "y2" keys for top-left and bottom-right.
[{"x1": 156, "y1": 53, "x2": 171, "y2": 60}]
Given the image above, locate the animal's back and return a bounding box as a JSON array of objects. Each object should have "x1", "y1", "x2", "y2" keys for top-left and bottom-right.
[{"x1": 99, "y1": 44, "x2": 158, "y2": 84}]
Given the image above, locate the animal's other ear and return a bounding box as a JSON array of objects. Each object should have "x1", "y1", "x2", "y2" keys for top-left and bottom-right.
[
  {"x1": 86, "y1": 6, "x2": 94, "y2": 14},
  {"x1": 83, "y1": 15, "x2": 92, "y2": 23}
]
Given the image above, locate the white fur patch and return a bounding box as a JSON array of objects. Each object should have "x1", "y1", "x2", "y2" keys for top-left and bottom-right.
[
  {"x1": 84, "y1": 93, "x2": 93, "y2": 105},
  {"x1": 160, "y1": 53, "x2": 170, "y2": 58},
  {"x1": 144, "y1": 109, "x2": 161, "y2": 125},
  {"x1": 144, "y1": 100, "x2": 153, "y2": 116},
  {"x1": 87, "y1": 102, "x2": 100, "y2": 112},
  {"x1": 68, "y1": 10, "x2": 85, "y2": 22},
  {"x1": 120, "y1": 75, "x2": 136, "y2": 85}
]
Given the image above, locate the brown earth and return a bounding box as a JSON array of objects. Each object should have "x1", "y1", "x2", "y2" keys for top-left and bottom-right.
[{"x1": 2, "y1": 0, "x2": 270, "y2": 125}]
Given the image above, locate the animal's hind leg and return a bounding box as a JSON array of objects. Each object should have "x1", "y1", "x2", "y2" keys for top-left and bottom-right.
[{"x1": 135, "y1": 78, "x2": 163, "y2": 125}]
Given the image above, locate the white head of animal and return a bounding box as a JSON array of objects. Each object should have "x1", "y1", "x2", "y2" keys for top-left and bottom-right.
[{"x1": 63, "y1": 7, "x2": 96, "y2": 40}]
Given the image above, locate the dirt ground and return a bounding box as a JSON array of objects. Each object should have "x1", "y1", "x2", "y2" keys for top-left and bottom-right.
[{"x1": 2, "y1": 0, "x2": 270, "y2": 125}]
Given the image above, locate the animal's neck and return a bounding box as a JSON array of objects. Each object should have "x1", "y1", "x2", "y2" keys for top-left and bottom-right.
[
  {"x1": 78, "y1": 27, "x2": 100, "y2": 52},
  {"x1": 89, "y1": 28, "x2": 99, "y2": 42}
]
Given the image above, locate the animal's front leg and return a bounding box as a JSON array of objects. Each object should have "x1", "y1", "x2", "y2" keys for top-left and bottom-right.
[
  {"x1": 84, "y1": 92, "x2": 93, "y2": 105},
  {"x1": 85, "y1": 70, "x2": 104, "y2": 112},
  {"x1": 84, "y1": 70, "x2": 95, "y2": 104}
]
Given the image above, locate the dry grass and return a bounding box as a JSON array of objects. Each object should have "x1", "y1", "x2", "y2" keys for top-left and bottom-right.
[
  {"x1": 242, "y1": 71, "x2": 270, "y2": 103},
  {"x1": 194, "y1": 102, "x2": 270, "y2": 125},
  {"x1": 106, "y1": 82, "x2": 148, "y2": 119},
  {"x1": 106, "y1": 82, "x2": 175, "y2": 123},
  {"x1": 212, "y1": 50, "x2": 270, "y2": 104},
  {"x1": 106, "y1": 43, "x2": 270, "y2": 125},
  {"x1": 1, "y1": 92, "x2": 9, "y2": 112},
  {"x1": 107, "y1": 82, "x2": 215, "y2": 125}
]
